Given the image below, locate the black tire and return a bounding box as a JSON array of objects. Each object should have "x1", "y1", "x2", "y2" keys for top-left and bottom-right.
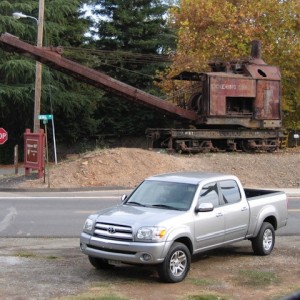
[
  {"x1": 88, "y1": 256, "x2": 115, "y2": 270},
  {"x1": 251, "y1": 222, "x2": 275, "y2": 256},
  {"x1": 157, "y1": 242, "x2": 191, "y2": 283}
]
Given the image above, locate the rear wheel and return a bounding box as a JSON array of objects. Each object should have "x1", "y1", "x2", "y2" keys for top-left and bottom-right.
[
  {"x1": 251, "y1": 222, "x2": 275, "y2": 255},
  {"x1": 88, "y1": 256, "x2": 115, "y2": 269},
  {"x1": 158, "y1": 242, "x2": 191, "y2": 283}
]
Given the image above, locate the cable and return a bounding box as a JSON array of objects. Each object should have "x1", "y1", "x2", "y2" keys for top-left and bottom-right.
[{"x1": 63, "y1": 47, "x2": 172, "y2": 64}]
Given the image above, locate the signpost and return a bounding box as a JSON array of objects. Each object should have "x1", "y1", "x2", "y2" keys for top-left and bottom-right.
[
  {"x1": 38, "y1": 114, "x2": 55, "y2": 187},
  {"x1": 0, "y1": 127, "x2": 8, "y2": 145},
  {"x1": 38, "y1": 114, "x2": 57, "y2": 165}
]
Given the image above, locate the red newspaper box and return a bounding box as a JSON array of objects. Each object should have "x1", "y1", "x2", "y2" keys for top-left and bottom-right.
[{"x1": 24, "y1": 128, "x2": 45, "y2": 178}]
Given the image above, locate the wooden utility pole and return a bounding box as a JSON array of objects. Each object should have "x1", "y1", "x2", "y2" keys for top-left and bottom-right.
[{"x1": 33, "y1": 0, "x2": 45, "y2": 132}]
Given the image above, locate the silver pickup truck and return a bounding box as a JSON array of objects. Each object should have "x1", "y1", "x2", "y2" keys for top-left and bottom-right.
[{"x1": 80, "y1": 172, "x2": 288, "y2": 283}]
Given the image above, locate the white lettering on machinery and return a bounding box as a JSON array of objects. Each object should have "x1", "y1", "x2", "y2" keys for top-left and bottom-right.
[
  {"x1": 211, "y1": 84, "x2": 249, "y2": 91},
  {"x1": 237, "y1": 84, "x2": 249, "y2": 90},
  {"x1": 211, "y1": 84, "x2": 236, "y2": 90}
]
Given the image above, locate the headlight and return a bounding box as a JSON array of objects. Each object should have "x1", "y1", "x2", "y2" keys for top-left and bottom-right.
[
  {"x1": 136, "y1": 227, "x2": 167, "y2": 241},
  {"x1": 83, "y1": 214, "x2": 97, "y2": 233}
]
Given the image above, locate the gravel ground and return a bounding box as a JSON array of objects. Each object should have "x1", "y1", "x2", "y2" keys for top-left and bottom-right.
[
  {"x1": 0, "y1": 237, "x2": 299, "y2": 300},
  {"x1": 0, "y1": 147, "x2": 299, "y2": 190}
]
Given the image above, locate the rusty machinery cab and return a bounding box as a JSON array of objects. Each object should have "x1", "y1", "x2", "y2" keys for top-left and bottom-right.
[{"x1": 172, "y1": 41, "x2": 282, "y2": 131}]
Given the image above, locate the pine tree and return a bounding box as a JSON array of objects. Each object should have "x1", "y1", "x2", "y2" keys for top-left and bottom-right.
[
  {"x1": 92, "y1": 0, "x2": 174, "y2": 86},
  {"x1": 0, "y1": 0, "x2": 98, "y2": 163},
  {"x1": 87, "y1": 0, "x2": 176, "y2": 135}
]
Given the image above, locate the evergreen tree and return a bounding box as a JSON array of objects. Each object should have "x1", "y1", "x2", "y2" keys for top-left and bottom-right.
[
  {"x1": 87, "y1": 0, "x2": 176, "y2": 135},
  {"x1": 0, "y1": 0, "x2": 98, "y2": 163}
]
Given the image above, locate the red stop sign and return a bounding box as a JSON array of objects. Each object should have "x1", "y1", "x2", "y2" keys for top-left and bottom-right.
[{"x1": 0, "y1": 128, "x2": 8, "y2": 145}]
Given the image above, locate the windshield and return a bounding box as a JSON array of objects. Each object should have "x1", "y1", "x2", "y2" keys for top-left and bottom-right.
[{"x1": 126, "y1": 180, "x2": 197, "y2": 211}]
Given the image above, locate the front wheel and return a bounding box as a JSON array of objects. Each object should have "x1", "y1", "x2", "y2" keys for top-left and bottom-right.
[
  {"x1": 251, "y1": 222, "x2": 275, "y2": 256},
  {"x1": 157, "y1": 242, "x2": 191, "y2": 283}
]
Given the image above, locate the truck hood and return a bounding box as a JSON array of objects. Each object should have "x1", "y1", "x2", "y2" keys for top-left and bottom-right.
[{"x1": 96, "y1": 204, "x2": 186, "y2": 228}]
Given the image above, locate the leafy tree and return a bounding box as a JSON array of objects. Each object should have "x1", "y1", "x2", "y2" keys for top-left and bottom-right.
[
  {"x1": 0, "y1": 0, "x2": 98, "y2": 163},
  {"x1": 86, "y1": 0, "x2": 176, "y2": 135},
  {"x1": 162, "y1": 0, "x2": 300, "y2": 130}
]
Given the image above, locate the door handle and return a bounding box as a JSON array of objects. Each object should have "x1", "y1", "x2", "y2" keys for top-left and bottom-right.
[
  {"x1": 241, "y1": 207, "x2": 248, "y2": 211},
  {"x1": 216, "y1": 212, "x2": 223, "y2": 217}
]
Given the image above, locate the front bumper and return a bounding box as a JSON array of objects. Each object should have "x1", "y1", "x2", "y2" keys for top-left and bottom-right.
[{"x1": 80, "y1": 232, "x2": 171, "y2": 265}]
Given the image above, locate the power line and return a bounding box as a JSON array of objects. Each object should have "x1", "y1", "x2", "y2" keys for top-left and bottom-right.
[
  {"x1": 62, "y1": 47, "x2": 173, "y2": 79},
  {"x1": 11, "y1": 39, "x2": 172, "y2": 64},
  {"x1": 64, "y1": 46, "x2": 172, "y2": 64}
]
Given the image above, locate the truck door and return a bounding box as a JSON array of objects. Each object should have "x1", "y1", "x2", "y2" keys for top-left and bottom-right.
[
  {"x1": 219, "y1": 180, "x2": 249, "y2": 242},
  {"x1": 194, "y1": 182, "x2": 225, "y2": 251}
]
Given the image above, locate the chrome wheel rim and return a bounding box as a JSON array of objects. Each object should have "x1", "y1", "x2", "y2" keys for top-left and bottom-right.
[
  {"x1": 263, "y1": 228, "x2": 273, "y2": 251},
  {"x1": 169, "y1": 250, "x2": 187, "y2": 277}
]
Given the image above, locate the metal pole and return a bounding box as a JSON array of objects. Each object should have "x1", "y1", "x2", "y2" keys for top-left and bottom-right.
[
  {"x1": 44, "y1": 122, "x2": 50, "y2": 188},
  {"x1": 49, "y1": 90, "x2": 58, "y2": 164},
  {"x1": 33, "y1": 0, "x2": 45, "y2": 133},
  {"x1": 14, "y1": 145, "x2": 19, "y2": 174},
  {"x1": 43, "y1": 123, "x2": 47, "y2": 184},
  {"x1": 51, "y1": 117, "x2": 58, "y2": 164}
]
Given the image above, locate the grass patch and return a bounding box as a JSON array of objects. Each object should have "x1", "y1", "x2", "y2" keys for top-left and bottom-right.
[
  {"x1": 187, "y1": 295, "x2": 227, "y2": 300},
  {"x1": 237, "y1": 269, "x2": 278, "y2": 287},
  {"x1": 15, "y1": 252, "x2": 37, "y2": 258},
  {"x1": 13, "y1": 252, "x2": 58, "y2": 260},
  {"x1": 190, "y1": 278, "x2": 216, "y2": 286},
  {"x1": 60, "y1": 294, "x2": 130, "y2": 300},
  {"x1": 85, "y1": 296, "x2": 128, "y2": 300},
  {"x1": 46, "y1": 255, "x2": 58, "y2": 260}
]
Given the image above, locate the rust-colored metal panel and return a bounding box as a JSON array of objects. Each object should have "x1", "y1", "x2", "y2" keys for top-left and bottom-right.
[
  {"x1": 209, "y1": 75, "x2": 256, "y2": 116},
  {"x1": 0, "y1": 33, "x2": 198, "y2": 122},
  {"x1": 255, "y1": 80, "x2": 281, "y2": 120},
  {"x1": 245, "y1": 65, "x2": 281, "y2": 80}
]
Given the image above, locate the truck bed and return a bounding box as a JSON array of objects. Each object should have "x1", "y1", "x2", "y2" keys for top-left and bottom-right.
[
  {"x1": 244, "y1": 188, "x2": 283, "y2": 200},
  {"x1": 244, "y1": 188, "x2": 287, "y2": 237}
]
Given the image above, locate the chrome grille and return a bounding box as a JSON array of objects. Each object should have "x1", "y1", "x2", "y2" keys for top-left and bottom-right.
[{"x1": 94, "y1": 222, "x2": 133, "y2": 241}]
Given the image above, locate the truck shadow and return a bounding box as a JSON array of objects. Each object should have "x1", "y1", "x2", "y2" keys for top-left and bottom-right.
[
  {"x1": 87, "y1": 264, "x2": 159, "y2": 282},
  {"x1": 192, "y1": 243, "x2": 254, "y2": 262},
  {"x1": 87, "y1": 244, "x2": 254, "y2": 282}
]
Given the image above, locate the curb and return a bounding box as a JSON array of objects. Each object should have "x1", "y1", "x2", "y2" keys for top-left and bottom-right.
[
  {"x1": 0, "y1": 186, "x2": 299, "y2": 197},
  {"x1": 0, "y1": 186, "x2": 131, "y2": 193}
]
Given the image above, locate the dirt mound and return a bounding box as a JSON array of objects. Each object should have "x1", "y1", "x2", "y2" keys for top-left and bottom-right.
[{"x1": 16, "y1": 147, "x2": 300, "y2": 189}]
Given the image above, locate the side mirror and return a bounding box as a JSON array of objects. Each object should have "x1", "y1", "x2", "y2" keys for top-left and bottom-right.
[
  {"x1": 195, "y1": 202, "x2": 214, "y2": 213},
  {"x1": 121, "y1": 194, "x2": 127, "y2": 202}
]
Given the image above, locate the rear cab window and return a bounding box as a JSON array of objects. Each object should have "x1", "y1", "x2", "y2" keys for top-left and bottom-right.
[{"x1": 219, "y1": 180, "x2": 241, "y2": 204}]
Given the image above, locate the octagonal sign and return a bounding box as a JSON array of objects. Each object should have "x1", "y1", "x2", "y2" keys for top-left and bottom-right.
[{"x1": 0, "y1": 128, "x2": 8, "y2": 145}]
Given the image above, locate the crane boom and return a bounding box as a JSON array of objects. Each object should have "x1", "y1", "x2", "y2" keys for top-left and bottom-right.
[{"x1": 0, "y1": 33, "x2": 198, "y2": 122}]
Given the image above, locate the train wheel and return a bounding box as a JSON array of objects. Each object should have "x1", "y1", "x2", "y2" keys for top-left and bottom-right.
[
  {"x1": 240, "y1": 140, "x2": 256, "y2": 153},
  {"x1": 266, "y1": 139, "x2": 279, "y2": 152}
]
